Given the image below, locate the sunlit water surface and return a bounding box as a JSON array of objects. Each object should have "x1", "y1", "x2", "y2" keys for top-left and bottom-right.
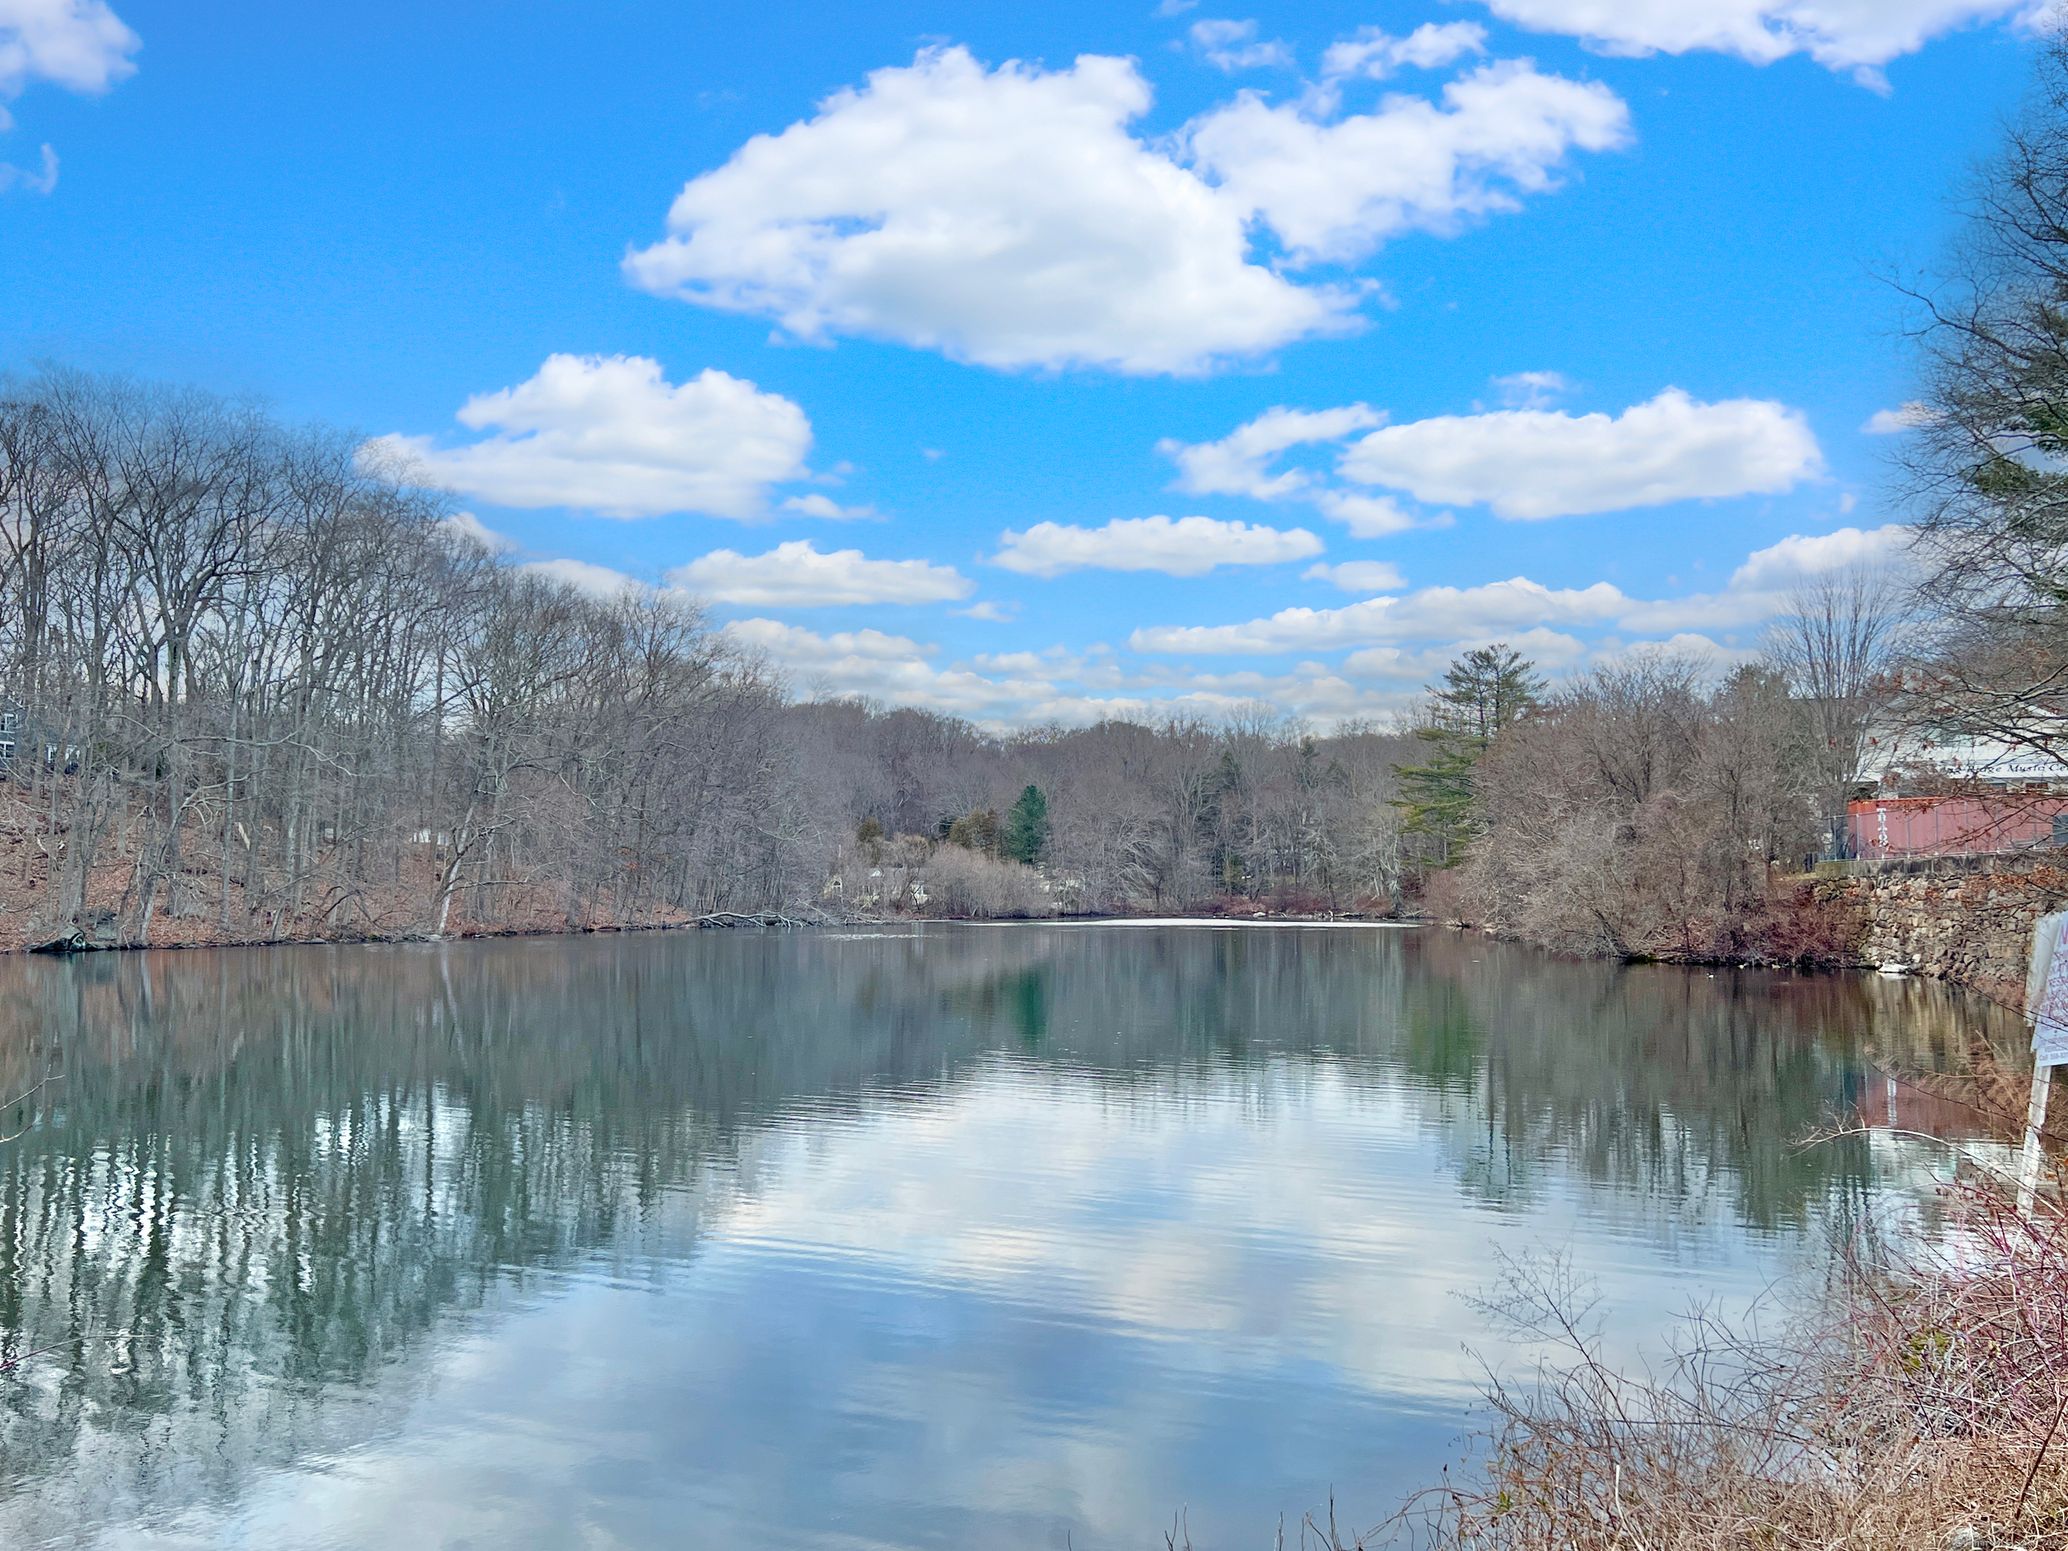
[{"x1": 0, "y1": 924, "x2": 2017, "y2": 1549}]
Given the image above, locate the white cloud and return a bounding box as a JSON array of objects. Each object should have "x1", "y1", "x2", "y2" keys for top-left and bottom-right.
[
  {"x1": 1340, "y1": 626, "x2": 1588, "y2": 679},
  {"x1": 1339, "y1": 387, "x2": 1822, "y2": 520},
  {"x1": 1591, "y1": 631, "x2": 1761, "y2": 672},
  {"x1": 1131, "y1": 576, "x2": 1632, "y2": 654},
  {"x1": 970, "y1": 648, "x2": 1065, "y2": 675},
  {"x1": 0, "y1": 138, "x2": 54, "y2": 193},
  {"x1": 781, "y1": 493, "x2": 877, "y2": 520},
  {"x1": 667, "y1": 540, "x2": 972, "y2": 607},
  {"x1": 1189, "y1": 17, "x2": 1293, "y2": 71},
  {"x1": 1186, "y1": 59, "x2": 1631, "y2": 264},
  {"x1": 1490, "y1": 368, "x2": 1571, "y2": 409},
  {"x1": 624, "y1": 46, "x2": 1347, "y2": 375},
  {"x1": 720, "y1": 617, "x2": 1432, "y2": 726},
  {"x1": 1862, "y1": 402, "x2": 1937, "y2": 435},
  {"x1": 0, "y1": 0, "x2": 137, "y2": 128},
  {"x1": 1304, "y1": 559, "x2": 1407, "y2": 592},
  {"x1": 436, "y1": 511, "x2": 516, "y2": 554},
  {"x1": 1161, "y1": 385, "x2": 1814, "y2": 538},
  {"x1": 366, "y1": 354, "x2": 814, "y2": 520},
  {"x1": 1131, "y1": 524, "x2": 1911, "y2": 664},
  {"x1": 1470, "y1": 0, "x2": 2045, "y2": 78},
  {"x1": 724, "y1": 618, "x2": 930, "y2": 665},
  {"x1": 955, "y1": 600, "x2": 1018, "y2": 622},
  {"x1": 1726, "y1": 522, "x2": 1913, "y2": 590},
  {"x1": 1314, "y1": 490, "x2": 1430, "y2": 537},
  {"x1": 1160, "y1": 404, "x2": 1383, "y2": 499},
  {"x1": 993, "y1": 515, "x2": 1323, "y2": 577},
  {"x1": 519, "y1": 557, "x2": 647, "y2": 598},
  {"x1": 625, "y1": 43, "x2": 1633, "y2": 375},
  {"x1": 722, "y1": 618, "x2": 1089, "y2": 721},
  {"x1": 1321, "y1": 22, "x2": 1488, "y2": 80}
]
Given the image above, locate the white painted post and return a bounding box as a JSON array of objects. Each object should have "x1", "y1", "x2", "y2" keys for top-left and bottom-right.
[
  {"x1": 2021, "y1": 1062, "x2": 2053, "y2": 1219},
  {"x1": 2020, "y1": 911, "x2": 2068, "y2": 1215}
]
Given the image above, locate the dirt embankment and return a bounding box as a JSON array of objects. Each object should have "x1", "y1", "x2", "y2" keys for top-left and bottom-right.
[{"x1": 0, "y1": 832, "x2": 712, "y2": 956}]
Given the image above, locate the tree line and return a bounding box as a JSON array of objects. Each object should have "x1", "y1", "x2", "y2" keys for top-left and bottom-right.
[
  {"x1": 0, "y1": 373, "x2": 1419, "y2": 946},
  {"x1": 1404, "y1": 626, "x2": 1890, "y2": 964},
  {"x1": 0, "y1": 359, "x2": 1955, "y2": 958},
  {"x1": 0, "y1": 368, "x2": 808, "y2": 946}
]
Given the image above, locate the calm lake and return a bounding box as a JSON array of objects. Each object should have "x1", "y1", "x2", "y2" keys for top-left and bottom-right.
[{"x1": 0, "y1": 923, "x2": 2018, "y2": 1549}]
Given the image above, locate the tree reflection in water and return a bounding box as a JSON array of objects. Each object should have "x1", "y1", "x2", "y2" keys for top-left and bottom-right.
[{"x1": 0, "y1": 926, "x2": 2016, "y2": 1543}]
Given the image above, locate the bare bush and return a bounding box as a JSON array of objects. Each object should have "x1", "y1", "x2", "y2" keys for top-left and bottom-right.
[
  {"x1": 1333, "y1": 1096, "x2": 2068, "y2": 1551},
  {"x1": 1462, "y1": 657, "x2": 1840, "y2": 964},
  {"x1": 916, "y1": 845, "x2": 1055, "y2": 919}
]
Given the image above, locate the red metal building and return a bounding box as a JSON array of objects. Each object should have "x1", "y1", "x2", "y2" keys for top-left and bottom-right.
[{"x1": 1848, "y1": 794, "x2": 2068, "y2": 861}]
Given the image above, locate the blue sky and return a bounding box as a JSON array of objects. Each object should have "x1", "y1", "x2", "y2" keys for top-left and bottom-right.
[{"x1": 0, "y1": 0, "x2": 2044, "y2": 725}]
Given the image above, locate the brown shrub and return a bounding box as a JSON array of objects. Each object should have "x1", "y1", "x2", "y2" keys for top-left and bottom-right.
[
  {"x1": 1323, "y1": 1078, "x2": 2068, "y2": 1551},
  {"x1": 917, "y1": 846, "x2": 1055, "y2": 919}
]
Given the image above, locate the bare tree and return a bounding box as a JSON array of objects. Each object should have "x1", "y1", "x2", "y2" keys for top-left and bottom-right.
[
  {"x1": 1764, "y1": 567, "x2": 1907, "y2": 857},
  {"x1": 1901, "y1": 28, "x2": 2068, "y2": 763}
]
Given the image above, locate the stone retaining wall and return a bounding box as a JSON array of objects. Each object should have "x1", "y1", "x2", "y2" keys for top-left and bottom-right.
[{"x1": 1811, "y1": 854, "x2": 2068, "y2": 1008}]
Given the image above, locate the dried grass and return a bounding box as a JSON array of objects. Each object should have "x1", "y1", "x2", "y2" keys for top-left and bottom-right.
[{"x1": 1317, "y1": 1064, "x2": 2068, "y2": 1551}]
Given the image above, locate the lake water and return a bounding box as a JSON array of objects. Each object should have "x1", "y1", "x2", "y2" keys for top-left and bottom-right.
[{"x1": 0, "y1": 923, "x2": 2018, "y2": 1549}]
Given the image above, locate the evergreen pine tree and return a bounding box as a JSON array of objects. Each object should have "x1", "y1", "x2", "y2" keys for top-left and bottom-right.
[
  {"x1": 1394, "y1": 644, "x2": 1543, "y2": 867},
  {"x1": 1004, "y1": 784, "x2": 1049, "y2": 865}
]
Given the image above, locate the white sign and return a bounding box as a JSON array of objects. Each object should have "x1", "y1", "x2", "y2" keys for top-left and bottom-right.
[
  {"x1": 2030, "y1": 912, "x2": 2068, "y2": 1066},
  {"x1": 2023, "y1": 913, "x2": 2068, "y2": 1213}
]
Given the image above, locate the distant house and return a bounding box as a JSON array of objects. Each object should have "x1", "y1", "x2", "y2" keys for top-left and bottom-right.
[{"x1": 0, "y1": 707, "x2": 82, "y2": 774}]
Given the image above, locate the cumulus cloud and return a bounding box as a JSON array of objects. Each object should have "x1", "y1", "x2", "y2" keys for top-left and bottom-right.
[
  {"x1": 366, "y1": 354, "x2": 815, "y2": 520},
  {"x1": 1611, "y1": 536, "x2": 1917, "y2": 632},
  {"x1": 993, "y1": 515, "x2": 1323, "y2": 577},
  {"x1": 1161, "y1": 404, "x2": 1383, "y2": 499},
  {"x1": 624, "y1": 46, "x2": 1347, "y2": 375},
  {"x1": 0, "y1": 0, "x2": 136, "y2": 185},
  {"x1": 1726, "y1": 523, "x2": 1914, "y2": 591},
  {"x1": 1340, "y1": 626, "x2": 1589, "y2": 680},
  {"x1": 1189, "y1": 17, "x2": 1293, "y2": 71},
  {"x1": 668, "y1": 540, "x2": 972, "y2": 607},
  {"x1": 1304, "y1": 560, "x2": 1407, "y2": 592},
  {"x1": 0, "y1": 0, "x2": 137, "y2": 126},
  {"x1": 1338, "y1": 387, "x2": 1822, "y2": 520},
  {"x1": 1314, "y1": 490, "x2": 1430, "y2": 537},
  {"x1": 625, "y1": 44, "x2": 1630, "y2": 374},
  {"x1": 781, "y1": 493, "x2": 876, "y2": 520},
  {"x1": 1468, "y1": 0, "x2": 2045, "y2": 79},
  {"x1": 1490, "y1": 368, "x2": 1571, "y2": 409},
  {"x1": 1131, "y1": 576, "x2": 1633, "y2": 655},
  {"x1": 437, "y1": 511, "x2": 516, "y2": 554},
  {"x1": 0, "y1": 139, "x2": 55, "y2": 193},
  {"x1": 955, "y1": 601, "x2": 1018, "y2": 622},
  {"x1": 1165, "y1": 386, "x2": 1814, "y2": 532},
  {"x1": 1592, "y1": 631, "x2": 1762, "y2": 673},
  {"x1": 718, "y1": 618, "x2": 1433, "y2": 726},
  {"x1": 518, "y1": 557, "x2": 647, "y2": 598},
  {"x1": 1133, "y1": 525, "x2": 1911, "y2": 663},
  {"x1": 721, "y1": 618, "x2": 1100, "y2": 721},
  {"x1": 1862, "y1": 402, "x2": 1937, "y2": 435},
  {"x1": 724, "y1": 618, "x2": 930, "y2": 665},
  {"x1": 1186, "y1": 59, "x2": 1631, "y2": 264},
  {"x1": 1322, "y1": 22, "x2": 1489, "y2": 81}
]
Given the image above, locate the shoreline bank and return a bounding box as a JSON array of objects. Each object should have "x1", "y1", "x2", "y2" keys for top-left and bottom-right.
[{"x1": 10, "y1": 905, "x2": 1427, "y2": 959}]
